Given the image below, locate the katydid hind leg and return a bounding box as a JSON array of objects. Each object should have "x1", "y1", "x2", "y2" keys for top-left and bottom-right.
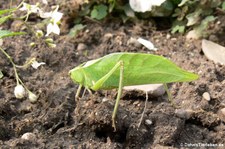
[
  {"x1": 138, "y1": 91, "x2": 148, "y2": 128},
  {"x1": 81, "y1": 88, "x2": 87, "y2": 98},
  {"x1": 112, "y1": 61, "x2": 124, "y2": 131},
  {"x1": 81, "y1": 87, "x2": 93, "y2": 98},
  {"x1": 91, "y1": 61, "x2": 122, "y2": 91},
  {"x1": 163, "y1": 83, "x2": 180, "y2": 108},
  {"x1": 89, "y1": 60, "x2": 124, "y2": 130},
  {"x1": 87, "y1": 88, "x2": 93, "y2": 95}
]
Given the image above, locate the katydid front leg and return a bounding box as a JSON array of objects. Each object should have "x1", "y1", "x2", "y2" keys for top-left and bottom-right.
[
  {"x1": 75, "y1": 84, "x2": 82, "y2": 99},
  {"x1": 91, "y1": 61, "x2": 124, "y2": 131}
]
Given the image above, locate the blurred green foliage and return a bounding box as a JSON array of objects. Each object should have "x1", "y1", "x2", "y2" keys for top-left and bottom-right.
[
  {"x1": 75, "y1": 0, "x2": 223, "y2": 38},
  {"x1": 0, "y1": 30, "x2": 26, "y2": 39},
  {"x1": 172, "y1": 0, "x2": 222, "y2": 38},
  {"x1": 91, "y1": 4, "x2": 108, "y2": 20}
]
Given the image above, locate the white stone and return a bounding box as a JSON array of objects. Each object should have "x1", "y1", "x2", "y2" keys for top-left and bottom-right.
[
  {"x1": 145, "y1": 119, "x2": 153, "y2": 125},
  {"x1": 202, "y1": 39, "x2": 225, "y2": 65},
  {"x1": 102, "y1": 97, "x2": 109, "y2": 102},
  {"x1": 137, "y1": 37, "x2": 157, "y2": 51},
  {"x1": 124, "y1": 84, "x2": 165, "y2": 97},
  {"x1": 221, "y1": 108, "x2": 225, "y2": 116},
  {"x1": 175, "y1": 109, "x2": 193, "y2": 119},
  {"x1": 77, "y1": 43, "x2": 87, "y2": 51},
  {"x1": 202, "y1": 92, "x2": 210, "y2": 101},
  {"x1": 21, "y1": 132, "x2": 36, "y2": 140}
]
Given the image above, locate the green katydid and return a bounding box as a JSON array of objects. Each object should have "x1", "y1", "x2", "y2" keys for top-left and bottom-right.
[{"x1": 69, "y1": 52, "x2": 198, "y2": 130}]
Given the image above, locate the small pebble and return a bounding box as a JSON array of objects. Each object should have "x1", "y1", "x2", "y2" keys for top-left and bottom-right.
[
  {"x1": 127, "y1": 37, "x2": 142, "y2": 48},
  {"x1": 133, "y1": 101, "x2": 139, "y2": 106},
  {"x1": 218, "y1": 108, "x2": 225, "y2": 122},
  {"x1": 221, "y1": 108, "x2": 225, "y2": 116},
  {"x1": 104, "y1": 33, "x2": 113, "y2": 38},
  {"x1": 222, "y1": 80, "x2": 225, "y2": 85},
  {"x1": 202, "y1": 92, "x2": 210, "y2": 101},
  {"x1": 77, "y1": 43, "x2": 87, "y2": 51},
  {"x1": 166, "y1": 34, "x2": 171, "y2": 39},
  {"x1": 175, "y1": 109, "x2": 193, "y2": 119},
  {"x1": 155, "y1": 39, "x2": 160, "y2": 43},
  {"x1": 145, "y1": 119, "x2": 153, "y2": 125},
  {"x1": 21, "y1": 132, "x2": 36, "y2": 141},
  {"x1": 171, "y1": 38, "x2": 177, "y2": 41},
  {"x1": 102, "y1": 97, "x2": 109, "y2": 102}
]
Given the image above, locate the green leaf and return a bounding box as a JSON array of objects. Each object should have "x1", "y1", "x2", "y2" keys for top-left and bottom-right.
[
  {"x1": 172, "y1": 25, "x2": 185, "y2": 34},
  {"x1": 201, "y1": 15, "x2": 215, "y2": 27},
  {"x1": 222, "y1": 2, "x2": 225, "y2": 10},
  {"x1": 193, "y1": 15, "x2": 216, "y2": 38},
  {"x1": 91, "y1": 4, "x2": 108, "y2": 20},
  {"x1": 0, "y1": 8, "x2": 16, "y2": 16},
  {"x1": 151, "y1": 0, "x2": 174, "y2": 17},
  {"x1": 178, "y1": 0, "x2": 189, "y2": 7},
  {"x1": 0, "y1": 15, "x2": 12, "y2": 25},
  {"x1": 0, "y1": 30, "x2": 26, "y2": 39},
  {"x1": 172, "y1": 6, "x2": 188, "y2": 21},
  {"x1": 68, "y1": 24, "x2": 86, "y2": 37},
  {"x1": 171, "y1": 21, "x2": 186, "y2": 34},
  {"x1": 209, "y1": 0, "x2": 221, "y2": 8},
  {"x1": 172, "y1": 0, "x2": 182, "y2": 5},
  {"x1": 186, "y1": 8, "x2": 202, "y2": 26},
  {"x1": 0, "y1": 71, "x2": 3, "y2": 79}
]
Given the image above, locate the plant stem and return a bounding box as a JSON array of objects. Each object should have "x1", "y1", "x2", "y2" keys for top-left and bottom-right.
[
  {"x1": 0, "y1": 47, "x2": 19, "y2": 85},
  {"x1": 0, "y1": 47, "x2": 32, "y2": 93}
]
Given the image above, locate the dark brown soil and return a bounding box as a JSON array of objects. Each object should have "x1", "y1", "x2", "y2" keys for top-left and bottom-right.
[{"x1": 0, "y1": 1, "x2": 225, "y2": 149}]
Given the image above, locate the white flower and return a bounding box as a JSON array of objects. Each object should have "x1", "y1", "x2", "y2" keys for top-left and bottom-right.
[
  {"x1": 14, "y1": 84, "x2": 26, "y2": 99},
  {"x1": 42, "y1": 0, "x2": 48, "y2": 5},
  {"x1": 40, "y1": 6, "x2": 63, "y2": 21},
  {"x1": 46, "y1": 23, "x2": 60, "y2": 36},
  {"x1": 40, "y1": 5, "x2": 63, "y2": 36},
  {"x1": 19, "y1": 2, "x2": 40, "y2": 14},
  {"x1": 28, "y1": 91, "x2": 38, "y2": 103},
  {"x1": 31, "y1": 60, "x2": 45, "y2": 69},
  {"x1": 129, "y1": 0, "x2": 166, "y2": 12}
]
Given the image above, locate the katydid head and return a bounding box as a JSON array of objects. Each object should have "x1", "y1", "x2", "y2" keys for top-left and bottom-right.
[{"x1": 69, "y1": 66, "x2": 84, "y2": 85}]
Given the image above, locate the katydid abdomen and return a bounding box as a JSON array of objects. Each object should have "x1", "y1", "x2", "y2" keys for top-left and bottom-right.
[{"x1": 70, "y1": 52, "x2": 198, "y2": 90}]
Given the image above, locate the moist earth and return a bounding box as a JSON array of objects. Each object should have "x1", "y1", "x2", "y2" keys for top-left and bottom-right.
[{"x1": 0, "y1": 1, "x2": 225, "y2": 148}]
